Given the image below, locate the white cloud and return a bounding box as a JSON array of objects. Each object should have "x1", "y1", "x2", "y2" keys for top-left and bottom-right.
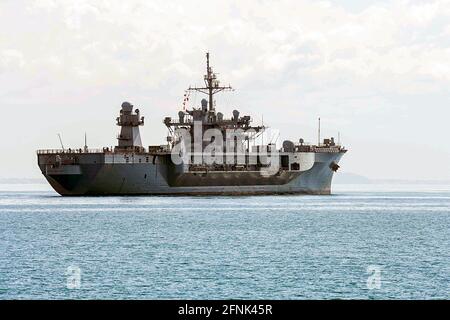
[{"x1": 1, "y1": 0, "x2": 448, "y2": 93}]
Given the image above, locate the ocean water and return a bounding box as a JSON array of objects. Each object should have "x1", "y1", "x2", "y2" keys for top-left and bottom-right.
[{"x1": 0, "y1": 183, "x2": 448, "y2": 299}]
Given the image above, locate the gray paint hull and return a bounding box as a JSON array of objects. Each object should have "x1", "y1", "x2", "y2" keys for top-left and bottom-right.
[{"x1": 38, "y1": 152, "x2": 344, "y2": 196}]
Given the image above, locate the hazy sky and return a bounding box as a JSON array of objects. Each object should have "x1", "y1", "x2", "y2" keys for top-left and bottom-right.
[{"x1": 1, "y1": 0, "x2": 450, "y2": 180}]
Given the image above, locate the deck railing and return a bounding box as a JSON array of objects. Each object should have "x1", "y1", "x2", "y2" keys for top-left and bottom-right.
[{"x1": 36, "y1": 148, "x2": 109, "y2": 155}]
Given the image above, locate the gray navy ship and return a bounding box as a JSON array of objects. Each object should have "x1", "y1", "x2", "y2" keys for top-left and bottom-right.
[{"x1": 37, "y1": 53, "x2": 347, "y2": 196}]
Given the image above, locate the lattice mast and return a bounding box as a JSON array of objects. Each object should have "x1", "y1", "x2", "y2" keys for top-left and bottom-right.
[{"x1": 187, "y1": 52, "x2": 233, "y2": 111}]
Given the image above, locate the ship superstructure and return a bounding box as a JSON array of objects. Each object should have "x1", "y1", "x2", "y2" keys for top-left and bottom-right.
[{"x1": 37, "y1": 53, "x2": 346, "y2": 196}]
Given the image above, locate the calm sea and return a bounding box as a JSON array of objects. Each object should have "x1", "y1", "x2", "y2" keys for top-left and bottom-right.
[{"x1": 0, "y1": 183, "x2": 448, "y2": 299}]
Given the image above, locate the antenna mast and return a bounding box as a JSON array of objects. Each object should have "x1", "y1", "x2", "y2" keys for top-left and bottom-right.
[
  {"x1": 318, "y1": 117, "x2": 321, "y2": 146},
  {"x1": 188, "y1": 52, "x2": 233, "y2": 111},
  {"x1": 206, "y1": 52, "x2": 213, "y2": 110},
  {"x1": 262, "y1": 114, "x2": 264, "y2": 145},
  {"x1": 84, "y1": 132, "x2": 88, "y2": 152},
  {"x1": 57, "y1": 133, "x2": 64, "y2": 151}
]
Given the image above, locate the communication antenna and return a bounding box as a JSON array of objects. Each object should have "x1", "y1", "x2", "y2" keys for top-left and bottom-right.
[
  {"x1": 84, "y1": 132, "x2": 88, "y2": 151},
  {"x1": 318, "y1": 117, "x2": 321, "y2": 146},
  {"x1": 262, "y1": 114, "x2": 264, "y2": 146},
  {"x1": 187, "y1": 52, "x2": 233, "y2": 111},
  {"x1": 57, "y1": 133, "x2": 65, "y2": 150}
]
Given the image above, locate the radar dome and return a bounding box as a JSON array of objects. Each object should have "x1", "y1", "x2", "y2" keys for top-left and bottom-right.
[
  {"x1": 121, "y1": 101, "x2": 133, "y2": 112},
  {"x1": 178, "y1": 111, "x2": 185, "y2": 123},
  {"x1": 201, "y1": 99, "x2": 208, "y2": 112},
  {"x1": 283, "y1": 140, "x2": 295, "y2": 152}
]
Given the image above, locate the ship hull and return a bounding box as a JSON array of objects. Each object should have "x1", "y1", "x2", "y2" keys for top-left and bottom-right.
[{"x1": 38, "y1": 152, "x2": 344, "y2": 196}]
